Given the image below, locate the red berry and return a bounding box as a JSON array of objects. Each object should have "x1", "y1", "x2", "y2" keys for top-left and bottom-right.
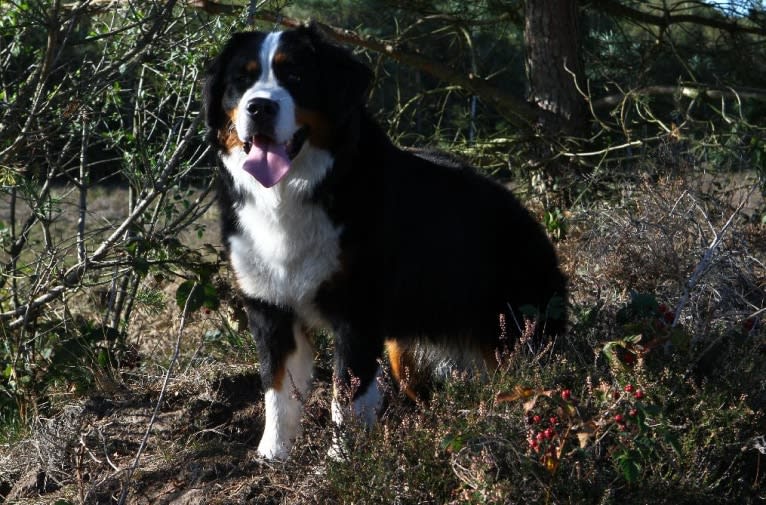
[
  {"x1": 529, "y1": 439, "x2": 538, "y2": 448},
  {"x1": 621, "y1": 352, "x2": 636, "y2": 365},
  {"x1": 549, "y1": 416, "x2": 558, "y2": 426},
  {"x1": 629, "y1": 408, "x2": 638, "y2": 417},
  {"x1": 561, "y1": 389, "x2": 572, "y2": 401},
  {"x1": 658, "y1": 303, "x2": 668, "y2": 313},
  {"x1": 544, "y1": 428, "x2": 555, "y2": 439},
  {"x1": 664, "y1": 311, "x2": 675, "y2": 324},
  {"x1": 532, "y1": 415, "x2": 542, "y2": 424},
  {"x1": 612, "y1": 390, "x2": 621, "y2": 400},
  {"x1": 624, "y1": 384, "x2": 634, "y2": 393},
  {"x1": 536, "y1": 432, "x2": 545, "y2": 442},
  {"x1": 613, "y1": 414, "x2": 624, "y2": 423},
  {"x1": 633, "y1": 389, "x2": 645, "y2": 400}
]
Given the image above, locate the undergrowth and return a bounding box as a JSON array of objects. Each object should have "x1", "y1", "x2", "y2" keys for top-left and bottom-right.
[
  {"x1": 0, "y1": 168, "x2": 763, "y2": 504},
  {"x1": 300, "y1": 175, "x2": 766, "y2": 504},
  {"x1": 317, "y1": 300, "x2": 764, "y2": 504}
]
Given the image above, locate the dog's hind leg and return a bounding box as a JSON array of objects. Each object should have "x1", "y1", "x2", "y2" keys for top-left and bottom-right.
[
  {"x1": 327, "y1": 322, "x2": 386, "y2": 458},
  {"x1": 243, "y1": 298, "x2": 314, "y2": 460}
]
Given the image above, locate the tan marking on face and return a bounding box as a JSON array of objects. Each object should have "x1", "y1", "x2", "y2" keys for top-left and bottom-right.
[
  {"x1": 245, "y1": 60, "x2": 259, "y2": 73},
  {"x1": 217, "y1": 108, "x2": 243, "y2": 153},
  {"x1": 226, "y1": 106, "x2": 238, "y2": 123},
  {"x1": 295, "y1": 107, "x2": 334, "y2": 149},
  {"x1": 218, "y1": 110, "x2": 243, "y2": 153},
  {"x1": 273, "y1": 51, "x2": 288, "y2": 65},
  {"x1": 218, "y1": 127, "x2": 243, "y2": 153}
]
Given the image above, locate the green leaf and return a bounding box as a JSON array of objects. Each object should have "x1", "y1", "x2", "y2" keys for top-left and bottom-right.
[
  {"x1": 440, "y1": 434, "x2": 465, "y2": 453},
  {"x1": 519, "y1": 304, "x2": 539, "y2": 319},
  {"x1": 175, "y1": 280, "x2": 202, "y2": 312},
  {"x1": 545, "y1": 295, "x2": 567, "y2": 321},
  {"x1": 616, "y1": 452, "x2": 641, "y2": 483},
  {"x1": 201, "y1": 281, "x2": 220, "y2": 310},
  {"x1": 133, "y1": 256, "x2": 150, "y2": 276},
  {"x1": 175, "y1": 279, "x2": 218, "y2": 312},
  {"x1": 662, "y1": 430, "x2": 682, "y2": 456},
  {"x1": 97, "y1": 349, "x2": 110, "y2": 368}
]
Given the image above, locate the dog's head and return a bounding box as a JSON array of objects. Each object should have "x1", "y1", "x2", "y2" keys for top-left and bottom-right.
[{"x1": 204, "y1": 24, "x2": 372, "y2": 188}]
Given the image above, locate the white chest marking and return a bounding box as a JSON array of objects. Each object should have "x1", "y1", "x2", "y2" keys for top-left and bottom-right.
[{"x1": 225, "y1": 144, "x2": 340, "y2": 324}]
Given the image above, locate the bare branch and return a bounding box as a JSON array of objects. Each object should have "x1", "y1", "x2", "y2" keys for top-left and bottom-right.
[
  {"x1": 117, "y1": 282, "x2": 197, "y2": 505},
  {"x1": 674, "y1": 183, "x2": 760, "y2": 344},
  {"x1": 1, "y1": 114, "x2": 203, "y2": 328},
  {"x1": 593, "y1": 83, "x2": 766, "y2": 109},
  {"x1": 590, "y1": 0, "x2": 766, "y2": 36}
]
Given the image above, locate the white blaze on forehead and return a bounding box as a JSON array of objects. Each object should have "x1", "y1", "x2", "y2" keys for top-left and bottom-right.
[
  {"x1": 256, "y1": 31, "x2": 282, "y2": 90},
  {"x1": 235, "y1": 30, "x2": 297, "y2": 145}
]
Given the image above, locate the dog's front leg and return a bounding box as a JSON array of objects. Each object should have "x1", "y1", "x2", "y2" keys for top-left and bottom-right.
[{"x1": 243, "y1": 298, "x2": 314, "y2": 460}]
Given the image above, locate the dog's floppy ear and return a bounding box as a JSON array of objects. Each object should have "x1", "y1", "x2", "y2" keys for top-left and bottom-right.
[
  {"x1": 203, "y1": 52, "x2": 225, "y2": 147},
  {"x1": 203, "y1": 32, "x2": 253, "y2": 147},
  {"x1": 305, "y1": 22, "x2": 373, "y2": 123}
]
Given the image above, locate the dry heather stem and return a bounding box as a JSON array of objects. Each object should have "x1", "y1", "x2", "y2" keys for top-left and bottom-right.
[{"x1": 673, "y1": 182, "x2": 758, "y2": 345}]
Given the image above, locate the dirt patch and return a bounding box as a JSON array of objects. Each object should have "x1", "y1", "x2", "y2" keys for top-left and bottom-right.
[{"x1": 0, "y1": 367, "x2": 317, "y2": 504}]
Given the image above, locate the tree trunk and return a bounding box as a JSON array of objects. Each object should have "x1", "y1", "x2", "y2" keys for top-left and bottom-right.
[{"x1": 524, "y1": 0, "x2": 587, "y2": 137}]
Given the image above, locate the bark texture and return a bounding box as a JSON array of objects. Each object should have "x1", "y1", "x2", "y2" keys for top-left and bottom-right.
[{"x1": 524, "y1": 0, "x2": 587, "y2": 136}]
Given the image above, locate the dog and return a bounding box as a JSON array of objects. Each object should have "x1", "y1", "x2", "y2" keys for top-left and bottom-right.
[{"x1": 203, "y1": 24, "x2": 567, "y2": 460}]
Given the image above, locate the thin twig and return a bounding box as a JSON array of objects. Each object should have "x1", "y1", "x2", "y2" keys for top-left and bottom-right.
[
  {"x1": 116, "y1": 282, "x2": 197, "y2": 505},
  {"x1": 560, "y1": 139, "x2": 645, "y2": 158},
  {"x1": 77, "y1": 112, "x2": 89, "y2": 266},
  {"x1": 1, "y1": 114, "x2": 202, "y2": 328}
]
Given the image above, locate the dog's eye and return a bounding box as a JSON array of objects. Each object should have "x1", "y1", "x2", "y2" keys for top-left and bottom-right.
[
  {"x1": 233, "y1": 72, "x2": 252, "y2": 86},
  {"x1": 274, "y1": 59, "x2": 301, "y2": 84}
]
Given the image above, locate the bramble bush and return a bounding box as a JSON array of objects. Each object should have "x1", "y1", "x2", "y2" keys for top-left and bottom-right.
[{"x1": 0, "y1": 0, "x2": 230, "y2": 433}]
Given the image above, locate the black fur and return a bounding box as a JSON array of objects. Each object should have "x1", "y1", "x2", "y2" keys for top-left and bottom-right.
[{"x1": 205, "y1": 25, "x2": 566, "y2": 408}]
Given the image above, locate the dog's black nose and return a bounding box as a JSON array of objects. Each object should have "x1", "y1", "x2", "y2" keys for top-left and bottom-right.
[{"x1": 246, "y1": 98, "x2": 278, "y2": 118}]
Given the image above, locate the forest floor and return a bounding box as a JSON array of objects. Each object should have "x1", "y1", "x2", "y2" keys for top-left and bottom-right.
[{"x1": 1, "y1": 169, "x2": 764, "y2": 504}]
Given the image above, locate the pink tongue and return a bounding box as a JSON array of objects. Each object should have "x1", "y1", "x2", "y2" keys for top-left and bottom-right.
[{"x1": 242, "y1": 139, "x2": 291, "y2": 188}]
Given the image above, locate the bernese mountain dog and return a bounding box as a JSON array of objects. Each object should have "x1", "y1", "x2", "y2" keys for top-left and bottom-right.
[{"x1": 204, "y1": 24, "x2": 567, "y2": 460}]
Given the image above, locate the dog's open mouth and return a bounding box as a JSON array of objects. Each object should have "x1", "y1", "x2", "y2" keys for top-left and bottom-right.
[{"x1": 242, "y1": 127, "x2": 308, "y2": 188}]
